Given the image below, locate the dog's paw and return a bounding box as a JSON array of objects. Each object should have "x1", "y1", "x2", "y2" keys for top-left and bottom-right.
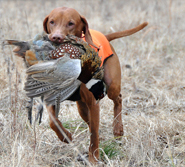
[{"x1": 113, "y1": 123, "x2": 124, "y2": 137}]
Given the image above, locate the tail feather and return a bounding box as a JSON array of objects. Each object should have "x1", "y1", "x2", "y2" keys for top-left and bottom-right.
[{"x1": 3, "y1": 40, "x2": 30, "y2": 57}]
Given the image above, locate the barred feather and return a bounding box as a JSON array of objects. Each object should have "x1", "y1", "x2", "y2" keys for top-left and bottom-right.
[{"x1": 4, "y1": 32, "x2": 106, "y2": 122}]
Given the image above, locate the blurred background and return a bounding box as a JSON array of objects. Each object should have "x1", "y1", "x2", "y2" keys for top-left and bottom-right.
[{"x1": 0, "y1": 0, "x2": 185, "y2": 166}]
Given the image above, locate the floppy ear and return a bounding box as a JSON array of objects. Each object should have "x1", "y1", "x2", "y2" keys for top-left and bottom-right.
[
  {"x1": 80, "y1": 16, "x2": 99, "y2": 49},
  {"x1": 43, "y1": 15, "x2": 49, "y2": 33}
]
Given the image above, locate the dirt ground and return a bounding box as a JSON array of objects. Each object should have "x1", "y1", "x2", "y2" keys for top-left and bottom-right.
[{"x1": 0, "y1": 0, "x2": 185, "y2": 166}]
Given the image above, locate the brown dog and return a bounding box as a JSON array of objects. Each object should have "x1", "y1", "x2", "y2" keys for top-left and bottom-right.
[{"x1": 40, "y1": 7, "x2": 147, "y2": 163}]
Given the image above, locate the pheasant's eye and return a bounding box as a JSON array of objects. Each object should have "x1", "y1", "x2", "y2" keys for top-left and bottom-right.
[{"x1": 50, "y1": 20, "x2": 54, "y2": 24}]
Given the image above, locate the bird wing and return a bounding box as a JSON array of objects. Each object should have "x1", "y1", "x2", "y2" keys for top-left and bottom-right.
[
  {"x1": 24, "y1": 76, "x2": 81, "y2": 105},
  {"x1": 26, "y1": 55, "x2": 81, "y2": 88},
  {"x1": 24, "y1": 55, "x2": 82, "y2": 101},
  {"x1": 44, "y1": 80, "x2": 81, "y2": 105}
]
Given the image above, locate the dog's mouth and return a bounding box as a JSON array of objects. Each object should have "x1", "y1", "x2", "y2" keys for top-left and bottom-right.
[{"x1": 48, "y1": 33, "x2": 66, "y2": 44}]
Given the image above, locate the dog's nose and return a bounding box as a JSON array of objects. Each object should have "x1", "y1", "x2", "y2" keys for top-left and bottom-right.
[{"x1": 51, "y1": 34, "x2": 64, "y2": 43}]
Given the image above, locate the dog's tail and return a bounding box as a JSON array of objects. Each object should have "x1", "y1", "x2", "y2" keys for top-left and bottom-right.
[{"x1": 105, "y1": 22, "x2": 148, "y2": 42}]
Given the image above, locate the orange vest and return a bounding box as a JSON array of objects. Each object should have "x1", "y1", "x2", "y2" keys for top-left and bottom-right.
[{"x1": 84, "y1": 29, "x2": 113, "y2": 66}]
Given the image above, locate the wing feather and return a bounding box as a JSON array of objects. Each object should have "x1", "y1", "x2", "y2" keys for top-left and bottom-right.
[{"x1": 24, "y1": 55, "x2": 82, "y2": 102}]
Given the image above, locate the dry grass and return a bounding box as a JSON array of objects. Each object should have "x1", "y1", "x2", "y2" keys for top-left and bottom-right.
[{"x1": 0, "y1": 0, "x2": 185, "y2": 166}]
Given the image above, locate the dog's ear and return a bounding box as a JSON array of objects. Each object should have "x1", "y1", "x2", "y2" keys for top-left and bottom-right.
[
  {"x1": 80, "y1": 15, "x2": 99, "y2": 49},
  {"x1": 43, "y1": 15, "x2": 49, "y2": 33}
]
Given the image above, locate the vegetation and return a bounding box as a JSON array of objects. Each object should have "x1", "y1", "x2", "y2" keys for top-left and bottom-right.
[{"x1": 0, "y1": 0, "x2": 185, "y2": 166}]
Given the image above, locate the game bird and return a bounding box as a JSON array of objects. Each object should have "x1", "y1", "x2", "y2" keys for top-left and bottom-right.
[{"x1": 3, "y1": 33, "x2": 106, "y2": 123}]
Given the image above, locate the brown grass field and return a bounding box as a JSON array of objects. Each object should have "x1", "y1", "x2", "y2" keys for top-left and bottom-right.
[{"x1": 0, "y1": 0, "x2": 185, "y2": 166}]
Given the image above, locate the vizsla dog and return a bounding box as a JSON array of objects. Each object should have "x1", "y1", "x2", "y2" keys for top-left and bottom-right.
[{"x1": 41, "y1": 7, "x2": 147, "y2": 163}]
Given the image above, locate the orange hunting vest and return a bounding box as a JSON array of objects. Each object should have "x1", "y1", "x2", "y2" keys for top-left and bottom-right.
[{"x1": 83, "y1": 29, "x2": 113, "y2": 66}]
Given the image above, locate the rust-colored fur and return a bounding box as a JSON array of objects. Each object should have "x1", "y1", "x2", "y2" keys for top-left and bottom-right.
[{"x1": 43, "y1": 7, "x2": 148, "y2": 163}]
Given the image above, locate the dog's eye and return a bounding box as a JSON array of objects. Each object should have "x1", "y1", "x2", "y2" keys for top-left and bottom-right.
[
  {"x1": 68, "y1": 21, "x2": 74, "y2": 26},
  {"x1": 50, "y1": 20, "x2": 54, "y2": 24}
]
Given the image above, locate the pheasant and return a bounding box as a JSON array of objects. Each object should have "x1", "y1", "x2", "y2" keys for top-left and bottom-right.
[{"x1": 3, "y1": 32, "x2": 106, "y2": 122}]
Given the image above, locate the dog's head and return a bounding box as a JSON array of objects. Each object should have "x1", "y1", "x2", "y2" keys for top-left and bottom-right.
[{"x1": 43, "y1": 7, "x2": 97, "y2": 48}]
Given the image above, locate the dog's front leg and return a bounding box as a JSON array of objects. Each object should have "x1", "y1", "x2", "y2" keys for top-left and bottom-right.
[
  {"x1": 103, "y1": 45, "x2": 123, "y2": 137},
  {"x1": 88, "y1": 101, "x2": 99, "y2": 163},
  {"x1": 80, "y1": 84, "x2": 100, "y2": 164},
  {"x1": 46, "y1": 105, "x2": 72, "y2": 143}
]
